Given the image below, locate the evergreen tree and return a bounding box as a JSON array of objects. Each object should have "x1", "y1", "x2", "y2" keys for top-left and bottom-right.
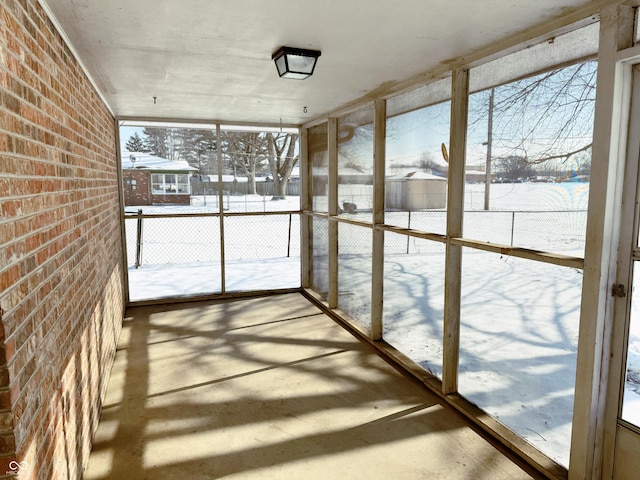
[
  {"x1": 138, "y1": 126, "x2": 217, "y2": 169},
  {"x1": 124, "y1": 132, "x2": 147, "y2": 152}
]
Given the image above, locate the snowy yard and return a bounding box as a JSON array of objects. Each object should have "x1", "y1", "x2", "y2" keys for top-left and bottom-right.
[
  {"x1": 382, "y1": 249, "x2": 581, "y2": 465},
  {"x1": 123, "y1": 182, "x2": 640, "y2": 468},
  {"x1": 125, "y1": 196, "x2": 301, "y2": 299}
]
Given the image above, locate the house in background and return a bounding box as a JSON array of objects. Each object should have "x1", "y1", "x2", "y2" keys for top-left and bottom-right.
[{"x1": 122, "y1": 151, "x2": 198, "y2": 206}]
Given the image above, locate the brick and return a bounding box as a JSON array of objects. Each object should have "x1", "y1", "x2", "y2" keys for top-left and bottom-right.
[
  {"x1": 1, "y1": 0, "x2": 121, "y2": 476},
  {"x1": 0, "y1": 179, "x2": 9, "y2": 197},
  {"x1": 0, "y1": 221, "x2": 15, "y2": 245},
  {"x1": 0, "y1": 369, "x2": 10, "y2": 388},
  {"x1": 1, "y1": 200, "x2": 21, "y2": 217},
  {"x1": 0, "y1": 412, "x2": 13, "y2": 433},
  {"x1": 0, "y1": 433, "x2": 16, "y2": 454},
  {"x1": 0, "y1": 265, "x2": 19, "y2": 291},
  {"x1": 1, "y1": 91, "x2": 20, "y2": 114},
  {"x1": 0, "y1": 390, "x2": 11, "y2": 411}
]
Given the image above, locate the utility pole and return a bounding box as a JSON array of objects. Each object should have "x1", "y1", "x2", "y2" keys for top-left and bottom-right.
[{"x1": 484, "y1": 87, "x2": 494, "y2": 211}]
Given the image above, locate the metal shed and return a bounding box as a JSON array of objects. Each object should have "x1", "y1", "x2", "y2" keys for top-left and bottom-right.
[{"x1": 385, "y1": 171, "x2": 447, "y2": 210}]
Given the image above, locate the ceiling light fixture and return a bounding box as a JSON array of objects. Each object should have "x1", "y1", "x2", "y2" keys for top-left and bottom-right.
[{"x1": 272, "y1": 46, "x2": 321, "y2": 80}]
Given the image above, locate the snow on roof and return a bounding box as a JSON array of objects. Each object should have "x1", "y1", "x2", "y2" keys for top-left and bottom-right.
[
  {"x1": 404, "y1": 171, "x2": 447, "y2": 180},
  {"x1": 122, "y1": 151, "x2": 198, "y2": 171},
  {"x1": 200, "y1": 175, "x2": 249, "y2": 183},
  {"x1": 387, "y1": 171, "x2": 447, "y2": 181}
]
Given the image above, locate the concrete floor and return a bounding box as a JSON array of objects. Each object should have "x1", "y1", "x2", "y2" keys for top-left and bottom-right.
[{"x1": 84, "y1": 293, "x2": 539, "y2": 479}]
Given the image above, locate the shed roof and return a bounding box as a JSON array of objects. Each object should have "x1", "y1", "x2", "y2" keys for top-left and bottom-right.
[{"x1": 387, "y1": 171, "x2": 447, "y2": 181}]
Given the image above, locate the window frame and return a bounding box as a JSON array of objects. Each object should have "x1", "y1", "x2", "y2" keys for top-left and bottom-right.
[{"x1": 151, "y1": 172, "x2": 191, "y2": 195}]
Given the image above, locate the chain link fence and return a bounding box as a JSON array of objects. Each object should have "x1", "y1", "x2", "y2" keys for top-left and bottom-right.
[
  {"x1": 385, "y1": 210, "x2": 448, "y2": 236},
  {"x1": 338, "y1": 222, "x2": 372, "y2": 256},
  {"x1": 338, "y1": 222, "x2": 372, "y2": 329},
  {"x1": 311, "y1": 217, "x2": 329, "y2": 298},
  {"x1": 464, "y1": 209, "x2": 587, "y2": 255},
  {"x1": 189, "y1": 190, "x2": 300, "y2": 212},
  {"x1": 224, "y1": 214, "x2": 300, "y2": 260},
  {"x1": 313, "y1": 208, "x2": 587, "y2": 256},
  {"x1": 125, "y1": 214, "x2": 220, "y2": 266},
  {"x1": 124, "y1": 212, "x2": 299, "y2": 267},
  {"x1": 384, "y1": 226, "x2": 445, "y2": 255},
  {"x1": 337, "y1": 184, "x2": 373, "y2": 221},
  {"x1": 191, "y1": 178, "x2": 301, "y2": 198},
  {"x1": 124, "y1": 206, "x2": 586, "y2": 296}
]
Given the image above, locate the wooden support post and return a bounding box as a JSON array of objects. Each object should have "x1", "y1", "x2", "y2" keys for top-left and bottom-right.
[
  {"x1": 328, "y1": 118, "x2": 339, "y2": 309},
  {"x1": 571, "y1": 4, "x2": 636, "y2": 480},
  {"x1": 217, "y1": 123, "x2": 226, "y2": 294},
  {"x1": 300, "y1": 127, "x2": 311, "y2": 288},
  {"x1": 115, "y1": 121, "x2": 130, "y2": 305},
  {"x1": 371, "y1": 99, "x2": 386, "y2": 340},
  {"x1": 443, "y1": 68, "x2": 469, "y2": 395}
]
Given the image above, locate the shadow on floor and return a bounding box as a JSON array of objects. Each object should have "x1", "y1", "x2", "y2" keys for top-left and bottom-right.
[{"x1": 84, "y1": 293, "x2": 539, "y2": 480}]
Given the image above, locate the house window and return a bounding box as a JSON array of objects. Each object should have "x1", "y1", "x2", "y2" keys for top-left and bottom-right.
[{"x1": 152, "y1": 173, "x2": 190, "y2": 194}]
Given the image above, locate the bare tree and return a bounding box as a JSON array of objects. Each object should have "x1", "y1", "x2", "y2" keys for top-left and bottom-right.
[
  {"x1": 577, "y1": 156, "x2": 591, "y2": 176},
  {"x1": 496, "y1": 155, "x2": 534, "y2": 182},
  {"x1": 417, "y1": 153, "x2": 441, "y2": 173},
  {"x1": 221, "y1": 131, "x2": 268, "y2": 194},
  {"x1": 134, "y1": 127, "x2": 299, "y2": 198},
  {"x1": 470, "y1": 60, "x2": 597, "y2": 168},
  {"x1": 267, "y1": 132, "x2": 298, "y2": 200},
  {"x1": 337, "y1": 122, "x2": 373, "y2": 170}
]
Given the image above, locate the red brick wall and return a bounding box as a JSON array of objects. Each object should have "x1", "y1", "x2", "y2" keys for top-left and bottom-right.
[
  {"x1": 150, "y1": 194, "x2": 191, "y2": 205},
  {"x1": 123, "y1": 170, "x2": 150, "y2": 206},
  {"x1": 0, "y1": 0, "x2": 124, "y2": 479}
]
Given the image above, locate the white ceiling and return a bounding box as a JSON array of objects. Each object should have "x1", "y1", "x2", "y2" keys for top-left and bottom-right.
[{"x1": 41, "y1": 0, "x2": 598, "y2": 126}]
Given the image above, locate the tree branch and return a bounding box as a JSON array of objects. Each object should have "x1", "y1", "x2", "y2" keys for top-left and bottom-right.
[{"x1": 526, "y1": 142, "x2": 592, "y2": 164}]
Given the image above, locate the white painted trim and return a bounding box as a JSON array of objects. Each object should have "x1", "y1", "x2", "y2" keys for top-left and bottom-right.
[{"x1": 617, "y1": 43, "x2": 640, "y2": 63}]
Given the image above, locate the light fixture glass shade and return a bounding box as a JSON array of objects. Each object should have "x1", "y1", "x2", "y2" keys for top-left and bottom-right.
[{"x1": 272, "y1": 46, "x2": 321, "y2": 80}]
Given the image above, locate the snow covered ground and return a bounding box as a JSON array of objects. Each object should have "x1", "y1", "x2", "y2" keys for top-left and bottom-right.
[
  {"x1": 128, "y1": 257, "x2": 300, "y2": 298},
  {"x1": 123, "y1": 182, "x2": 639, "y2": 468},
  {"x1": 125, "y1": 195, "x2": 301, "y2": 300},
  {"x1": 380, "y1": 250, "x2": 581, "y2": 466}
]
